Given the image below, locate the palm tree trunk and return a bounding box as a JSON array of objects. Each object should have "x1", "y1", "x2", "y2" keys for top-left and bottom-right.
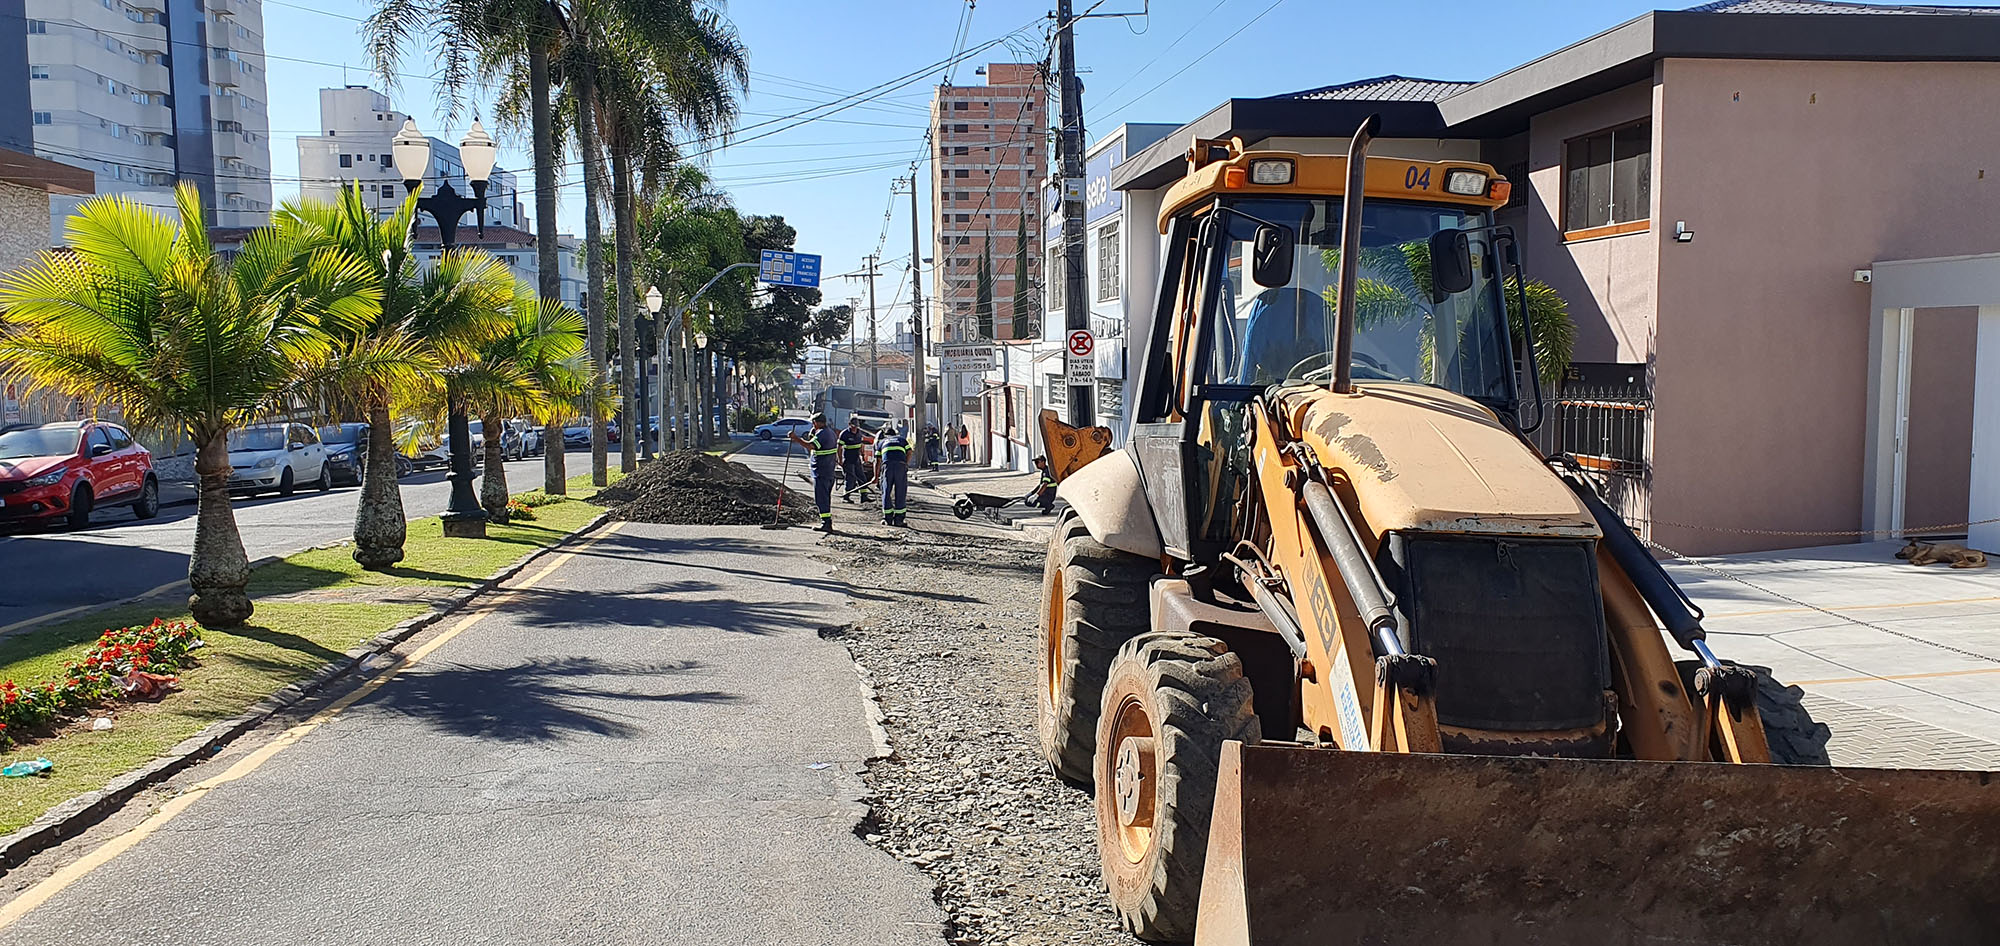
[
  {"x1": 578, "y1": 70, "x2": 609, "y2": 488},
  {"x1": 530, "y1": 39, "x2": 566, "y2": 501},
  {"x1": 529, "y1": 43, "x2": 558, "y2": 302},
  {"x1": 189, "y1": 431, "x2": 253, "y2": 627},
  {"x1": 479, "y1": 407, "x2": 509, "y2": 522},
  {"x1": 611, "y1": 144, "x2": 638, "y2": 474},
  {"x1": 543, "y1": 418, "x2": 564, "y2": 493},
  {"x1": 353, "y1": 399, "x2": 406, "y2": 569}
]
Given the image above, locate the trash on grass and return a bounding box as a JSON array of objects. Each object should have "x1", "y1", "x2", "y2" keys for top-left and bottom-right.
[
  {"x1": 2, "y1": 758, "x2": 53, "y2": 777},
  {"x1": 120, "y1": 670, "x2": 179, "y2": 701},
  {"x1": 92, "y1": 717, "x2": 114, "y2": 731}
]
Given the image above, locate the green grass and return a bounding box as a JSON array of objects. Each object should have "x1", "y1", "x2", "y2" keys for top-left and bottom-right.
[{"x1": 0, "y1": 499, "x2": 604, "y2": 834}]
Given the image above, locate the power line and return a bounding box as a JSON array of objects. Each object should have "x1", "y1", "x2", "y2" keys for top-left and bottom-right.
[{"x1": 1093, "y1": 0, "x2": 1288, "y2": 126}]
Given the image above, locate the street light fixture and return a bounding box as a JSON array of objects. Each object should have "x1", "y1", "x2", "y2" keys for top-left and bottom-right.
[{"x1": 396, "y1": 118, "x2": 500, "y2": 538}]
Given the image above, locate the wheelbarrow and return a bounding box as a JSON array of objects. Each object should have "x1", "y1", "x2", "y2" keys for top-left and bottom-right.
[{"x1": 952, "y1": 491, "x2": 1031, "y2": 520}]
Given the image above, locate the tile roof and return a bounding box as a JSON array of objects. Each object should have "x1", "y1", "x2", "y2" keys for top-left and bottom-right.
[
  {"x1": 1685, "y1": 0, "x2": 2000, "y2": 13},
  {"x1": 1273, "y1": 74, "x2": 1476, "y2": 103}
]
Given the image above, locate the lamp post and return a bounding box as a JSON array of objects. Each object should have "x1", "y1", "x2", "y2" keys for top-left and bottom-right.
[
  {"x1": 692, "y1": 329, "x2": 710, "y2": 447},
  {"x1": 642, "y1": 285, "x2": 663, "y2": 460},
  {"x1": 394, "y1": 119, "x2": 499, "y2": 539}
]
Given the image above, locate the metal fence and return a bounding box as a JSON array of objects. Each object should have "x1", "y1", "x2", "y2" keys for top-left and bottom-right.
[{"x1": 1527, "y1": 385, "x2": 1653, "y2": 482}]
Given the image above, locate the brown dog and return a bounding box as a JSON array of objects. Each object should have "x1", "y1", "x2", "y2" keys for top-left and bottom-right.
[{"x1": 1897, "y1": 540, "x2": 1989, "y2": 569}]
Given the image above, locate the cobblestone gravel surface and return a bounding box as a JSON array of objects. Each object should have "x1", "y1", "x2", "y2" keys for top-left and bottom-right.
[{"x1": 815, "y1": 525, "x2": 1141, "y2": 946}]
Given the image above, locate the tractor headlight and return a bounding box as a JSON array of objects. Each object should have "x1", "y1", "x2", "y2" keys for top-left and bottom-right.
[
  {"x1": 1443, "y1": 169, "x2": 1489, "y2": 196},
  {"x1": 255, "y1": 456, "x2": 279, "y2": 469},
  {"x1": 23, "y1": 468, "x2": 65, "y2": 487},
  {"x1": 1248, "y1": 159, "x2": 1294, "y2": 185}
]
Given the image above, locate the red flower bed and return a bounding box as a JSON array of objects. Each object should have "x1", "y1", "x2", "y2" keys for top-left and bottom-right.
[{"x1": 0, "y1": 619, "x2": 205, "y2": 748}]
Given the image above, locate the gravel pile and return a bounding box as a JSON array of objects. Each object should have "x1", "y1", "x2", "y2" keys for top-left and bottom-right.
[
  {"x1": 817, "y1": 526, "x2": 1140, "y2": 946},
  {"x1": 592, "y1": 451, "x2": 813, "y2": 525}
]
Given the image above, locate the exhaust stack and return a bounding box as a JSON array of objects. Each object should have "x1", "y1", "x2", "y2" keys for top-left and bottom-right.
[{"x1": 1330, "y1": 114, "x2": 1380, "y2": 395}]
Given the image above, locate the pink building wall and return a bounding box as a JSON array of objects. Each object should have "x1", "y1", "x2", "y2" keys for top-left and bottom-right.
[
  {"x1": 1521, "y1": 80, "x2": 1659, "y2": 367},
  {"x1": 1650, "y1": 58, "x2": 2000, "y2": 554}
]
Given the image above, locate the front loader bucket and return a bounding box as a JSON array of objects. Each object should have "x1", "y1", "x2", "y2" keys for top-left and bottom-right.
[{"x1": 1194, "y1": 742, "x2": 2000, "y2": 946}]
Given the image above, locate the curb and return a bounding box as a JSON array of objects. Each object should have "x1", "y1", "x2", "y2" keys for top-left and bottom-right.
[{"x1": 0, "y1": 511, "x2": 611, "y2": 873}]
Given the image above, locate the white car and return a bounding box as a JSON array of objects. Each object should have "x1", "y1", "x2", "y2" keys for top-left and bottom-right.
[
  {"x1": 755, "y1": 417, "x2": 813, "y2": 441},
  {"x1": 227, "y1": 423, "x2": 330, "y2": 496}
]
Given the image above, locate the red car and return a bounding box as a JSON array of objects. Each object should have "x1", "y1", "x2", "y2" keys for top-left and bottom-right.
[{"x1": 0, "y1": 420, "x2": 160, "y2": 528}]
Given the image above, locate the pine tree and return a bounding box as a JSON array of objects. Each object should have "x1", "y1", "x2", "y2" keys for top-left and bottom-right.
[
  {"x1": 1013, "y1": 214, "x2": 1037, "y2": 339},
  {"x1": 975, "y1": 243, "x2": 995, "y2": 341}
]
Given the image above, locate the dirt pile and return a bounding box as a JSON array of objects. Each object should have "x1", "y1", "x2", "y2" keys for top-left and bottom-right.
[{"x1": 591, "y1": 451, "x2": 813, "y2": 525}]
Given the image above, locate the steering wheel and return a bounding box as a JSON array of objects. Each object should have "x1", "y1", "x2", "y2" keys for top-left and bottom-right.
[{"x1": 1287, "y1": 350, "x2": 1400, "y2": 384}]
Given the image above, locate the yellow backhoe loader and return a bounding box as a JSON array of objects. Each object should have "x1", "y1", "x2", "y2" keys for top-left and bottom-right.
[{"x1": 1035, "y1": 116, "x2": 1999, "y2": 945}]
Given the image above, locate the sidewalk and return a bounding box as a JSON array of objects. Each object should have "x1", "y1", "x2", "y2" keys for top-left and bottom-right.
[
  {"x1": 1666, "y1": 540, "x2": 2000, "y2": 769},
  {"x1": 0, "y1": 522, "x2": 944, "y2": 944}
]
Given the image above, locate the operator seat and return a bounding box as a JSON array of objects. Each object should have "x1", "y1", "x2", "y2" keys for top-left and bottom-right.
[{"x1": 1235, "y1": 287, "x2": 1333, "y2": 386}]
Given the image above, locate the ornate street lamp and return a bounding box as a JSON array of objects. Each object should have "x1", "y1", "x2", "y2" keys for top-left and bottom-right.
[{"x1": 394, "y1": 119, "x2": 499, "y2": 538}]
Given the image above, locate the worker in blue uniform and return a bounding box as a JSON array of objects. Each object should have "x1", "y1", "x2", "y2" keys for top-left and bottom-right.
[
  {"x1": 838, "y1": 416, "x2": 875, "y2": 503},
  {"x1": 788, "y1": 413, "x2": 839, "y2": 533},
  {"x1": 875, "y1": 423, "x2": 911, "y2": 527}
]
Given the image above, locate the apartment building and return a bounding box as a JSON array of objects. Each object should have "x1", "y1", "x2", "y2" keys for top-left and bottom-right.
[
  {"x1": 928, "y1": 63, "x2": 1047, "y2": 347},
  {"x1": 24, "y1": 0, "x2": 273, "y2": 235},
  {"x1": 297, "y1": 86, "x2": 525, "y2": 231},
  {"x1": 1109, "y1": 0, "x2": 2000, "y2": 555}
]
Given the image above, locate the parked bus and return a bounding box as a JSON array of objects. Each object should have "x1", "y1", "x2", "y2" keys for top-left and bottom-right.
[{"x1": 815, "y1": 385, "x2": 893, "y2": 429}]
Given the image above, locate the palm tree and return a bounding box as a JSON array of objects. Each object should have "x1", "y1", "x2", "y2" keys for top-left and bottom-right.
[
  {"x1": 0, "y1": 186, "x2": 378, "y2": 626},
  {"x1": 465, "y1": 284, "x2": 586, "y2": 519},
  {"x1": 276, "y1": 184, "x2": 516, "y2": 569}
]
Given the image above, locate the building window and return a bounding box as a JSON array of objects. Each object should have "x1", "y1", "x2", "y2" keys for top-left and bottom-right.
[
  {"x1": 955, "y1": 213, "x2": 970, "y2": 223},
  {"x1": 953, "y1": 124, "x2": 968, "y2": 133},
  {"x1": 32, "y1": 112, "x2": 51, "y2": 125},
  {"x1": 381, "y1": 184, "x2": 395, "y2": 198},
  {"x1": 27, "y1": 18, "x2": 46, "y2": 32},
  {"x1": 29, "y1": 64, "x2": 49, "y2": 79},
  {"x1": 953, "y1": 169, "x2": 969, "y2": 178},
  {"x1": 339, "y1": 154, "x2": 352, "y2": 168},
  {"x1": 952, "y1": 101, "x2": 968, "y2": 110},
  {"x1": 1563, "y1": 120, "x2": 1650, "y2": 236},
  {"x1": 1095, "y1": 220, "x2": 1119, "y2": 302}
]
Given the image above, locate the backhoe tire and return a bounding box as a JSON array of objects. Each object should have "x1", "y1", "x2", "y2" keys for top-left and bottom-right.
[
  {"x1": 1676, "y1": 660, "x2": 1832, "y2": 765},
  {"x1": 1038, "y1": 510, "x2": 1154, "y2": 784},
  {"x1": 1095, "y1": 632, "x2": 1259, "y2": 944}
]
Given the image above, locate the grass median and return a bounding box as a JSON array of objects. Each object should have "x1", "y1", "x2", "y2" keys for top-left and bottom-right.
[{"x1": 0, "y1": 493, "x2": 603, "y2": 835}]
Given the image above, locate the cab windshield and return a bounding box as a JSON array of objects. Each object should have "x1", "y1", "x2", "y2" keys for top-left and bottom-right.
[{"x1": 1205, "y1": 197, "x2": 1515, "y2": 407}]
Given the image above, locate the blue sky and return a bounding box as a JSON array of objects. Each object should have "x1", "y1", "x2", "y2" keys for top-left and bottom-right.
[{"x1": 260, "y1": 0, "x2": 1761, "y2": 333}]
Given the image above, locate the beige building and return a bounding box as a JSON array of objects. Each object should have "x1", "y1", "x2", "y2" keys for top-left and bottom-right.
[
  {"x1": 24, "y1": 0, "x2": 272, "y2": 233},
  {"x1": 928, "y1": 63, "x2": 1047, "y2": 345},
  {"x1": 1112, "y1": 0, "x2": 2000, "y2": 555}
]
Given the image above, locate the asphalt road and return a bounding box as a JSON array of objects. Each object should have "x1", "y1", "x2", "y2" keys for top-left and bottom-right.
[
  {"x1": 0, "y1": 450, "x2": 592, "y2": 631},
  {"x1": 0, "y1": 521, "x2": 942, "y2": 945}
]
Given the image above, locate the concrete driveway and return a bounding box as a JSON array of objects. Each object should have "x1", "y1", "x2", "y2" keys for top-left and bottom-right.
[{"x1": 1666, "y1": 540, "x2": 2000, "y2": 768}]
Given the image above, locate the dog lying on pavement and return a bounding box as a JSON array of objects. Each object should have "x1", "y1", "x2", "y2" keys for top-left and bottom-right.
[{"x1": 1896, "y1": 540, "x2": 1989, "y2": 569}]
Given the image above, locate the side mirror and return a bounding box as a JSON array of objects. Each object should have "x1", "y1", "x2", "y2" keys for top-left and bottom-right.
[
  {"x1": 1428, "y1": 227, "x2": 1474, "y2": 301},
  {"x1": 288, "y1": 441, "x2": 305, "y2": 451},
  {"x1": 1251, "y1": 223, "x2": 1295, "y2": 288},
  {"x1": 90, "y1": 443, "x2": 113, "y2": 457}
]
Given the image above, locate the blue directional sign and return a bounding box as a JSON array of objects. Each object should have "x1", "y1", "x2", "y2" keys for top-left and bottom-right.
[{"x1": 758, "y1": 249, "x2": 821, "y2": 288}]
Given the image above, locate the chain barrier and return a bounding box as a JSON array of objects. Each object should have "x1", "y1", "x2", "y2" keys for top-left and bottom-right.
[{"x1": 1630, "y1": 517, "x2": 2000, "y2": 539}]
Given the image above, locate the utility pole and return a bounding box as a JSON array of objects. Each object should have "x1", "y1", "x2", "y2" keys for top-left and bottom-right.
[
  {"x1": 906, "y1": 173, "x2": 928, "y2": 461},
  {"x1": 1055, "y1": 0, "x2": 1092, "y2": 428},
  {"x1": 843, "y1": 256, "x2": 882, "y2": 391}
]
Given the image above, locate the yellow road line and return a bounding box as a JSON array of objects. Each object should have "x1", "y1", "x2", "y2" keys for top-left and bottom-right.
[
  {"x1": 1704, "y1": 593, "x2": 2000, "y2": 620},
  {"x1": 1790, "y1": 665, "x2": 2000, "y2": 687},
  {"x1": 0, "y1": 522, "x2": 622, "y2": 930}
]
